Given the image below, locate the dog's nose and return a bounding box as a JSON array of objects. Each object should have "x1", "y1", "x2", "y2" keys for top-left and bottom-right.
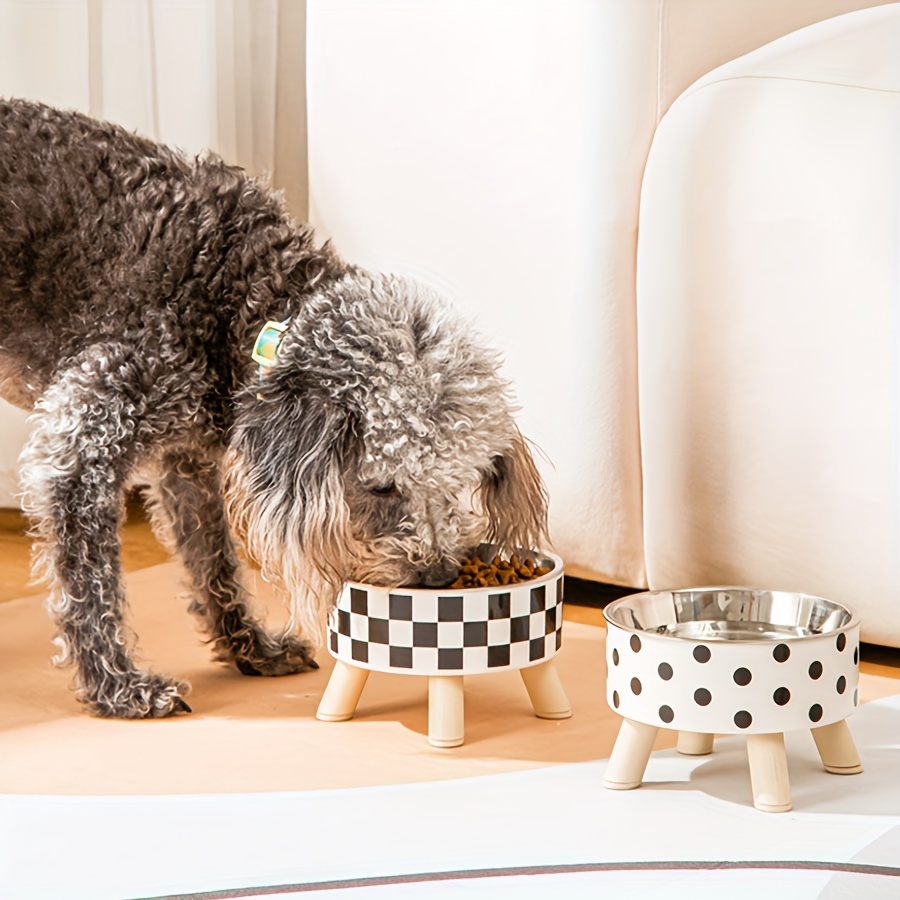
[{"x1": 419, "y1": 559, "x2": 459, "y2": 588}]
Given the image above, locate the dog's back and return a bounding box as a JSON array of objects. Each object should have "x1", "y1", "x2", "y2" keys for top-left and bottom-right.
[
  {"x1": 0, "y1": 97, "x2": 309, "y2": 410},
  {"x1": 0, "y1": 97, "x2": 188, "y2": 318}
]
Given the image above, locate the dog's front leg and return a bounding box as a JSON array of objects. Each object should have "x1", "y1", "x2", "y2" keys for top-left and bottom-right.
[
  {"x1": 20, "y1": 361, "x2": 191, "y2": 718},
  {"x1": 151, "y1": 449, "x2": 317, "y2": 676}
]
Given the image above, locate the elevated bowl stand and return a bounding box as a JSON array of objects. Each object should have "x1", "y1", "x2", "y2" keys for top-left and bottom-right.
[
  {"x1": 316, "y1": 554, "x2": 571, "y2": 747},
  {"x1": 604, "y1": 719, "x2": 861, "y2": 814},
  {"x1": 317, "y1": 656, "x2": 571, "y2": 747}
]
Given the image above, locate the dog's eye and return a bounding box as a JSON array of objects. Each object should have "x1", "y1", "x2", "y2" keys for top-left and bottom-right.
[{"x1": 369, "y1": 482, "x2": 397, "y2": 497}]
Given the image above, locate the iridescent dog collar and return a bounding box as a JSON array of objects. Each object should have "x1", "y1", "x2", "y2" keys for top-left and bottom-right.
[{"x1": 252, "y1": 319, "x2": 290, "y2": 374}]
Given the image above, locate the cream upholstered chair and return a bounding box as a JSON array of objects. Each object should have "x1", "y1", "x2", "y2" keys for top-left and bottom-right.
[
  {"x1": 305, "y1": 0, "x2": 894, "y2": 594},
  {"x1": 637, "y1": 4, "x2": 900, "y2": 648}
]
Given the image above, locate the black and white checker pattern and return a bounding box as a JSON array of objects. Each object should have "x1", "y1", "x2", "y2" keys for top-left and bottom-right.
[{"x1": 328, "y1": 561, "x2": 564, "y2": 676}]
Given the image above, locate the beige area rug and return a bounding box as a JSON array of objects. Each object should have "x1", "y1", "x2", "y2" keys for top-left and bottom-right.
[{"x1": 1, "y1": 562, "x2": 897, "y2": 797}]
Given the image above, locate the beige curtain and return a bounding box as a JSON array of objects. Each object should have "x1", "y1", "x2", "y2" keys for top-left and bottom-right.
[
  {"x1": 0, "y1": 0, "x2": 308, "y2": 214},
  {"x1": 0, "y1": 0, "x2": 308, "y2": 507}
]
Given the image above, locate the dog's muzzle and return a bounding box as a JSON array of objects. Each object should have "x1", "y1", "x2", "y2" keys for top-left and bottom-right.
[{"x1": 417, "y1": 559, "x2": 460, "y2": 589}]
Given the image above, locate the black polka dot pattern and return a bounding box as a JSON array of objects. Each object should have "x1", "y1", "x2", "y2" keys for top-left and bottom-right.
[
  {"x1": 773, "y1": 643, "x2": 790, "y2": 662},
  {"x1": 836, "y1": 633, "x2": 846, "y2": 652},
  {"x1": 773, "y1": 687, "x2": 791, "y2": 706},
  {"x1": 605, "y1": 613, "x2": 859, "y2": 735}
]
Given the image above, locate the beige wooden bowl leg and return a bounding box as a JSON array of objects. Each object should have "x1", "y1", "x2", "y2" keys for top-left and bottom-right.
[
  {"x1": 519, "y1": 660, "x2": 572, "y2": 720},
  {"x1": 603, "y1": 718, "x2": 659, "y2": 790},
  {"x1": 746, "y1": 732, "x2": 792, "y2": 813},
  {"x1": 677, "y1": 732, "x2": 715, "y2": 756},
  {"x1": 316, "y1": 660, "x2": 370, "y2": 722},
  {"x1": 811, "y1": 719, "x2": 863, "y2": 774},
  {"x1": 428, "y1": 675, "x2": 465, "y2": 748}
]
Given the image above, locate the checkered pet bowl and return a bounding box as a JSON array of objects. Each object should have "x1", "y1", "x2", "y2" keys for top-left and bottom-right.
[
  {"x1": 604, "y1": 587, "x2": 860, "y2": 735},
  {"x1": 327, "y1": 547, "x2": 564, "y2": 676}
]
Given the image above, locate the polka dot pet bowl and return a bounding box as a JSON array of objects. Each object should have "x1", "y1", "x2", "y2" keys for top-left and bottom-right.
[
  {"x1": 604, "y1": 587, "x2": 859, "y2": 735},
  {"x1": 316, "y1": 546, "x2": 572, "y2": 748},
  {"x1": 601, "y1": 587, "x2": 862, "y2": 812}
]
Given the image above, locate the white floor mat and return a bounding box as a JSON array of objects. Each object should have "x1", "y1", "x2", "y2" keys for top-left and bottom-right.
[{"x1": 3, "y1": 694, "x2": 898, "y2": 900}]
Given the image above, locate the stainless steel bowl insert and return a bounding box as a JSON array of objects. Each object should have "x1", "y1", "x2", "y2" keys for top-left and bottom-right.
[{"x1": 604, "y1": 588, "x2": 856, "y2": 642}]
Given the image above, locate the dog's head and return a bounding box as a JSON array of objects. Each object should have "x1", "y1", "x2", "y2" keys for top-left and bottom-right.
[{"x1": 225, "y1": 272, "x2": 548, "y2": 638}]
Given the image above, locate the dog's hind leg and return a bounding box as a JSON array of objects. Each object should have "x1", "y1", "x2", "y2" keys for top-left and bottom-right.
[
  {"x1": 149, "y1": 449, "x2": 318, "y2": 676},
  {"x1": 20, "y1": 358, "x2": 191, "y2": 718}
]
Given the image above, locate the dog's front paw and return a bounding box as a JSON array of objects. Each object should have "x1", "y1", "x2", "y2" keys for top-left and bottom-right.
[
  {"x1": 81, "y1": 672, "x2": 192, "y2": 719},
  {"x1": 233, "y1": 630, "x2": 319, "y2": 677}
]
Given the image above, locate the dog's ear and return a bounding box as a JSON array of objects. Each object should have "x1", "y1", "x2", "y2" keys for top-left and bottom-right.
[
  {"x1": 478, "y1": 428, "x2": 549, "y2": 555},
  {"x1": 224, "y1": 391, "x2": 360, "y2": 642}
]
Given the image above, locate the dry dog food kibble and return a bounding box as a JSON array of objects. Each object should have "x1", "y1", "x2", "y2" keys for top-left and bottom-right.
[{"x1": 448, "y1": 554, "x2": 551, "y2": 589}]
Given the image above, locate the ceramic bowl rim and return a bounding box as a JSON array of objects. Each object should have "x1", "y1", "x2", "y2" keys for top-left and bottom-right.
[{"x1": 342, "y1": 547, "x2": 564, "y2": 596}]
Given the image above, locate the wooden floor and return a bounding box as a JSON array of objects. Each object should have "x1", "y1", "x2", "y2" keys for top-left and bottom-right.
[{"x1": 1, "y1": 500, "x2": 898, "y2": 679}]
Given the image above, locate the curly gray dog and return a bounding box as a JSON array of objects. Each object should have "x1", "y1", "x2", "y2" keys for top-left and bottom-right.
[{"x1": 0, "y1": 98, "x2": 548, "y2": 718}]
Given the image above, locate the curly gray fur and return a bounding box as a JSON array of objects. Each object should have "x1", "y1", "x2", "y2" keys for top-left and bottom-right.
[{"x1": 0, "y1": 97, "x2": 548, "y2": 718}]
